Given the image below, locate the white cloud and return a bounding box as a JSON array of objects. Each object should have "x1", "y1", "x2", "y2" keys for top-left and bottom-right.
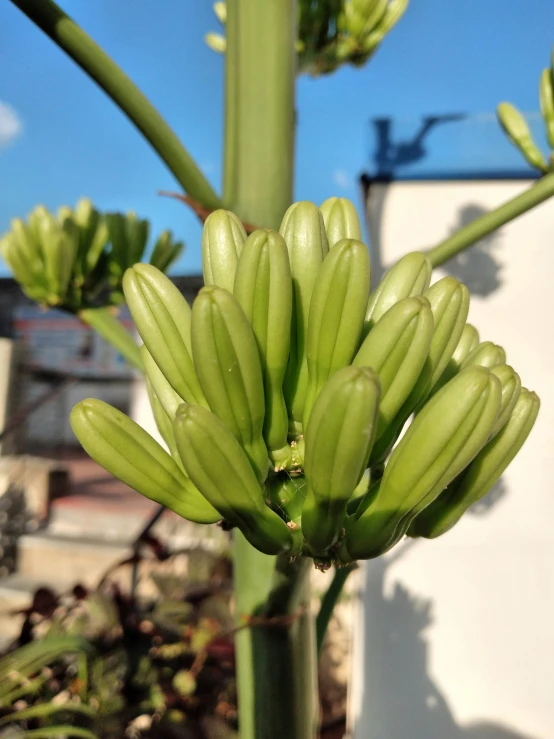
[
  {"x1": 200, "y1": 160, "x2": 217, "y2": 175},
  {"x1": 0, "y1": 102, "x2": 22, "y2": 148},
  {"x1": 333, "y1": 169, "x2": 350, "y2": 190}
]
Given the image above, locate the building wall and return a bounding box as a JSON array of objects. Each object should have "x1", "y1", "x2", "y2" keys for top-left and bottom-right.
[
  {"x1": 350, "y1": 180, "x2": 554, "y2": 739},
  {"x1": 0, "y1": 277, "x2": 204, "y2": 448}
]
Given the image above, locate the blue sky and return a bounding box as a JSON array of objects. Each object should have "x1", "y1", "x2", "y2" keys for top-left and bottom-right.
[{"x1": 0, "y1": 0, "x2": 553, "y2": 276}]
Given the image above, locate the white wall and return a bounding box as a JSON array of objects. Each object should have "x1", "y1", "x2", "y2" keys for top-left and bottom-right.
[
  {"x1": 0, "y1": 338, "x2": 17, "y2": 456},
  {"x1": 350, "y1": 181, "x2": 554, "y2": 739},
  {"x1": 129, "y1": 377, "x2": 165, "y2": 446}
]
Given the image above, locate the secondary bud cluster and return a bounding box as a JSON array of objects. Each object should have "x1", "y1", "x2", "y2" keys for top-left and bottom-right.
[
  {"x1": 497, "y1": 45, "x2": 554, "y2": 172},
  {"x1": 71, "y1": 197, "x2": 540, "y2": 566},
  {"x1": 205, "y1": 0, "x2": 409, "y2": 77},
  {"x1": 0, "y1": 199, "x2": 183, "y2": 312}
]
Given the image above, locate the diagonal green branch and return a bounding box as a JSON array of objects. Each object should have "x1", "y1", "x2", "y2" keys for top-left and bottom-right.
[
  {"x1": 78, "y1": 307, "x2": 143, "y2": 370},
  {"x1": 10, "y1": 0, "x2": 222, "y2": 210},
  {"x1": 427, "y1": 171, "x2": 554, "y2": 268},
  {"x1": 316, "y1": 564, "x2": 356, "y2": 655}
]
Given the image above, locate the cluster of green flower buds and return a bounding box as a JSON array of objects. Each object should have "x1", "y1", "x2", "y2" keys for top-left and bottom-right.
[
  {"x1": 497, "y1": 46, "x2": 554, "y2": 173},
  {"x1": 70, "y1": 198, "x2": 539, "y2": 566},
  {"x1": 0, "y1": 198, "x2": 183, "y2": 312},
  {"x1": 205, "y1": 0, "x2": 408, "y2": 77}
]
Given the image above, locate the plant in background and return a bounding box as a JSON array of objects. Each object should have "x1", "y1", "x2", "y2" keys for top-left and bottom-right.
[
  {"x1": 0, "y1": 198, "x2": 183, "y2": 368},
  {"x1": 0, "y1": 550, "x2": 240, "y2": 738},
  {"x1": 497, "y1": 46, "x2": 554, "y2": 172},
  {"x1": 4, "y1": 0, "x2": 552, "y2": 736}
]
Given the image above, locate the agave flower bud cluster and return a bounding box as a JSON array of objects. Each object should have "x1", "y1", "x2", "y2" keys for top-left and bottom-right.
[
  {"x1": 71, "y1": 197, "x2": 539, "y2": 565},
  {"x1": 497, "y1": 45, "x2": 554, "y2": 172}
]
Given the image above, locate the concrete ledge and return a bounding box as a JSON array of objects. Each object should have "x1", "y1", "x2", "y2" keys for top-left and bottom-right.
[
  {"x1": 0, "y1": 455, "x2": 69, "y2": 525},
  {"x1": 18, "y1": 532, "x2": 132, "y2": 586}
]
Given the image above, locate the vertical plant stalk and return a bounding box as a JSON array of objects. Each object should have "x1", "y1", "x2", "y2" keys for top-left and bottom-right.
[
  {"x1": 223, "y1": 0, "x2": 296, "y2": 229},
  {"x1": 78, "y1": 307, "x2": 142, "y2": 370},
  {"x1": 223, "y1": 2, "x2": 314, "y2": 737},
  {"x1": 10, "y1": 0, "x2": 222, "y2": 209},
  {"x1": 427, "y1": 171, "x2": 554, "y2": 267},
  {"x1": 234, "y1": 536, "x2": 318, "y2": 739}
]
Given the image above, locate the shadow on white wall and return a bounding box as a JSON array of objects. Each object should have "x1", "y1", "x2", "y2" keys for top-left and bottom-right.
[
  {"x1": 440, "y1": 204, "x2": 504, "y2": 297},
  {"x1": 358, "y1": 494, "x2": 537, "y2": 739}
]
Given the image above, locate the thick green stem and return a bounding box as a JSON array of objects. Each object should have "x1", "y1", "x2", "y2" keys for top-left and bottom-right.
[
  {"x1": 224, "y1": 4, "x2": 311, "y2": 737},
  {"x1": 233, "y1": 534, "x2": 318, "y2": 739},
  {"x1": 78, "y1": 307, "x2": 142, "y2": 370},
  {"x1": 223, "y1": 5, "x2": 317, "y2": 739},
  {"x1": 427, "y1": 172, "x2": 554, "y2": 268},
  {"x1": 223, "y1": 0, "x2": 296, "y2": 228},
  {"x1": 316, "y1": 565, "x2": 356, "y2": 656},
  {"x1": 10, "y1": 0, "x2": 222, "y2": 209}
]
